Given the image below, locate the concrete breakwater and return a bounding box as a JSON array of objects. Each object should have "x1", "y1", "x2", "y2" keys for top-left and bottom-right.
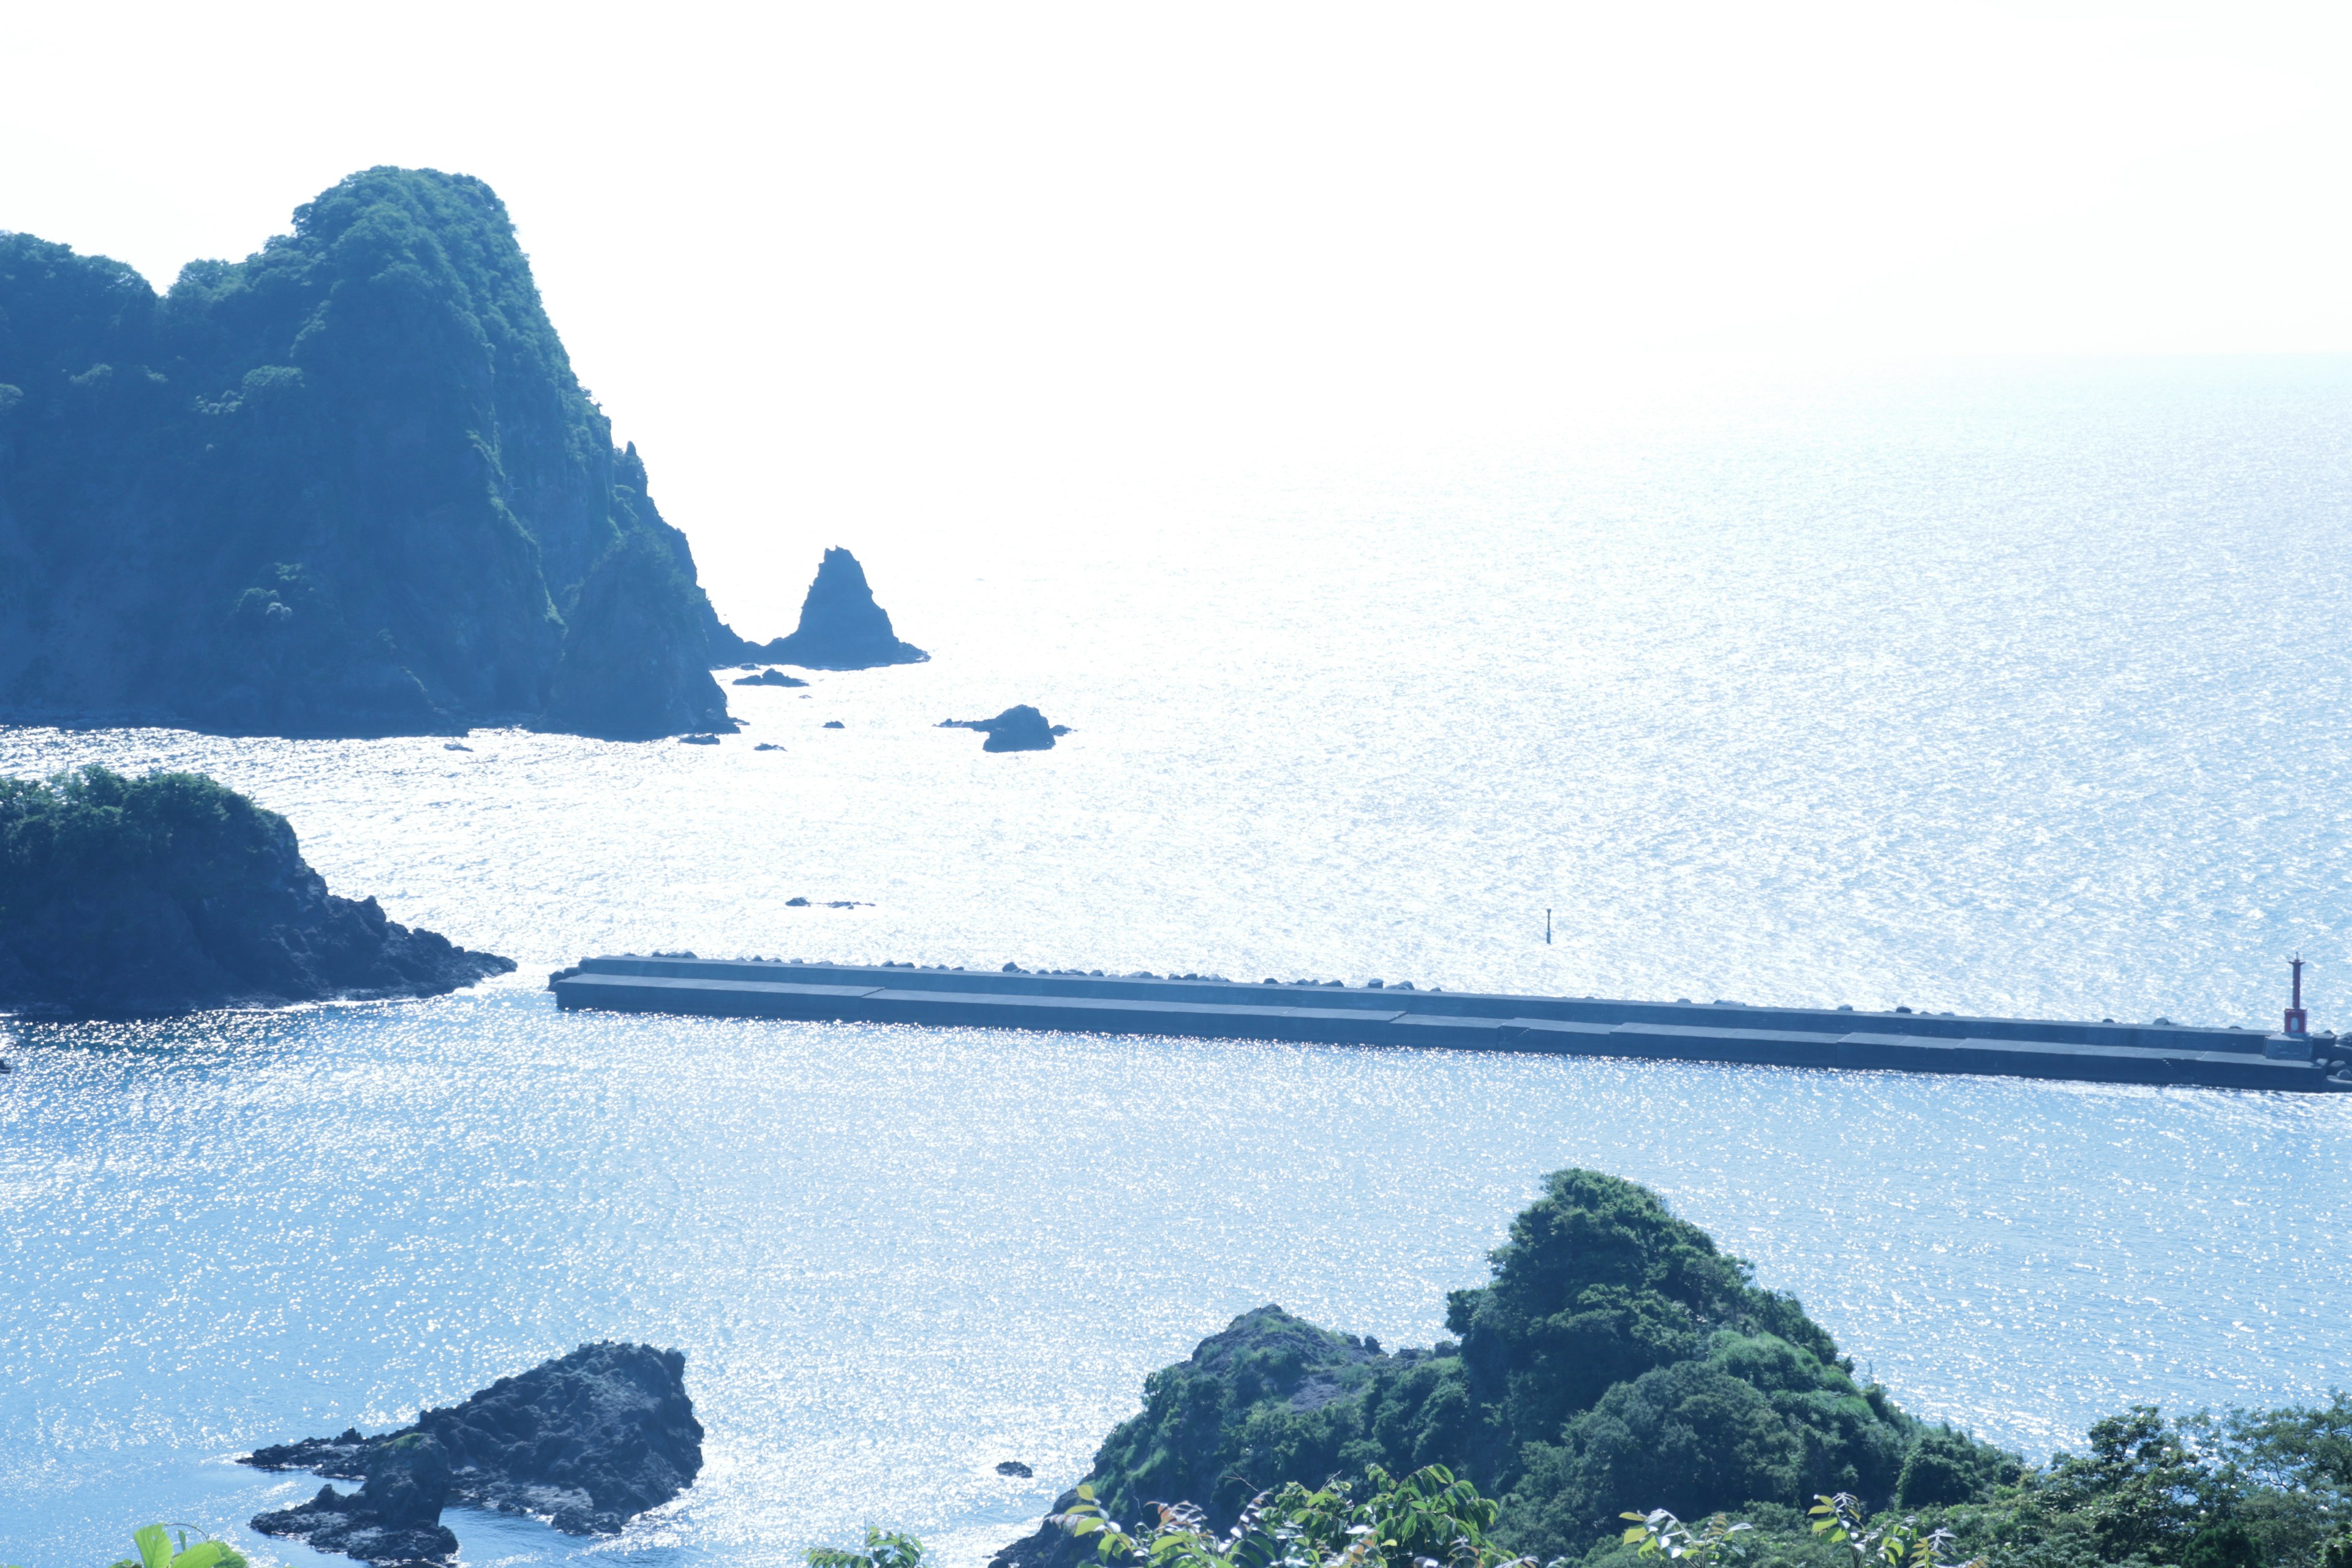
[{"x1": 551, "y1": 957, "x2": 2352, "y2": 1093}]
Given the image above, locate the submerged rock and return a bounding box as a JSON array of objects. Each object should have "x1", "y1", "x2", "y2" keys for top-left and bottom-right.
[
  {"x1": 940, "y1": 706, "x2": 1069, "y2": 752},
  {"x1": 738, "y1": 548, "x2": 927, "y2": 669},
  {"x1": 244, "y1": 1341, "x2": 704, "y2": 1539},
  {"x1": 677, "y1": 733, "x2": 722, "y2": 745},
  {"x1": 732, "y1": 668, "x2": 809, "y2": 687},
  {"x1": 0, "y1": 767, "x2": 512, "y2": 1018},
  {"x1": 251, "y1": 1433, "x2": 460, "y2": 1566}
]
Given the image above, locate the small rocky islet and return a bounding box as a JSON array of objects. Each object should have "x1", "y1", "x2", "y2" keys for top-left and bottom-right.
[
  {"x1": 940, "y1": 704, "x2": 1071, "y2": 752},
  {"x1": 246, "y1": 1340, "x2": 703, "y2": 1563}
]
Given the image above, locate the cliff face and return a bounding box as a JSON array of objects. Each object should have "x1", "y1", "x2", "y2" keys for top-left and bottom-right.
[
  {"x1": 0, "y1": 167, "x2": 733, "y2": 738},
  {"x1": 0, "y1": 766, "x2": 513, "y2": 1017}
]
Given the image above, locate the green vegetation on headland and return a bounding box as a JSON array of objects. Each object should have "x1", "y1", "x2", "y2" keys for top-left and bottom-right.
[
  {"x1": 0, "y1": 765, "x2": 511, "y2": 1016},
  {"x1": 0, "y1": 167, "x2": 771, "y2": 739},
  {"x1": 979, "y1": 1171, "x2": 2352, "y2": 1568}
]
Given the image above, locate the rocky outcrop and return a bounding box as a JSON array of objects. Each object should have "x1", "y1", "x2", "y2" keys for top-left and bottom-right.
[
  {"x1": 251, "y1": 1433, "x2": 459, "y2": 1567},
  {"x1": 0, "y1": 168, "x2": 736, "y2": 739},
  {"x1": 243, "y1": 1341, "x2": 704, "y2": 1537},
  {"x1": 940, "y1": 705, "x2": 1069, "y2": 752},
  {"x1": 0, "y1": 766, "x2": 511, "y2": 1019},
  {"x1": 989, "y1": 1171, "x2": 2017, "y2": 1568},
  {"x1": 734, "y1": 548, "x2": 927, "y2": 669},
  {"x1": 732, "y1": 668, "x2": 809, "y2": 687}
]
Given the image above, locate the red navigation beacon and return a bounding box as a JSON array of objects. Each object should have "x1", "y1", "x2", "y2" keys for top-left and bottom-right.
[{"x1": 2284, "y1": 954, "x2": 2310, "y2": 1036}]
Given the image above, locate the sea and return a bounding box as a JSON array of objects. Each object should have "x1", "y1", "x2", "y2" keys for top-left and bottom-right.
[{"x1": 6, "y1": 357, "x2": 2352, "y2": 1568}]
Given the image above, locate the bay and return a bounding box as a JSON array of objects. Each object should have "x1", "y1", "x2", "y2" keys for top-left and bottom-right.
[{"x1": 6, "y1": 357, "x2": 2351, "y2": 1567}]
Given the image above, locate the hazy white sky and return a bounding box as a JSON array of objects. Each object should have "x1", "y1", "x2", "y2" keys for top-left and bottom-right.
[{"x1": 5, "y1": 2, "x2": 2348, "y2": 625}]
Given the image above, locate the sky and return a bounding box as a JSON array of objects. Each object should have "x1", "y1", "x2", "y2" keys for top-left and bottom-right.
[{"x1": 5, "y1": 1, "x2": 2350, "y2": 627}]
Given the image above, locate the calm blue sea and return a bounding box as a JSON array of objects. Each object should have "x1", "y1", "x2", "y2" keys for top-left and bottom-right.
[{"x1": 6, "y1": 358, "x2": 2352, "y2": 1568}]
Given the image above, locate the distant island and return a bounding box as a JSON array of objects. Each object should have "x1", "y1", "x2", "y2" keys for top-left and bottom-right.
[
  {"x1": 0, "y1": 167, "x2": 796, "y2": 740},
  {"x1": 0, "y1": 766, "x2": 511, "y2": 1016}
]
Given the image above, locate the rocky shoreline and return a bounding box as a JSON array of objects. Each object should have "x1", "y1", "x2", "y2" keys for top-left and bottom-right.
[
  {"x1": 0, "y1": 766, "x2": 511, "y2": 1018},
  {"x1": 246, "y1": 1341, "x2": 704, "y2": 1561}
]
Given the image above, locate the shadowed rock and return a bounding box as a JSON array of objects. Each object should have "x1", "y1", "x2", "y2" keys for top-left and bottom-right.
[
  {"x1": 940, "y1": 705, "x2": 1069, "y2": 752},
  {"x1": 251, "y1": 1432, "x2": 459, "y2": 1566},
  {"x1": 739, "y1": 548, "x2": 927, "y2": 669},
  {"x1": 540, "y1": 524, "x2": 737, "y2": 741},
  {"x1": 732, "y1": 668, "x2": 809, "y2": 687},
  {"x1": 1, "y1": 767, "x2": 512, "y2": 1019},
  {"x1": 244, "y1": 1341, "x2": 703, "y2": 1538}
]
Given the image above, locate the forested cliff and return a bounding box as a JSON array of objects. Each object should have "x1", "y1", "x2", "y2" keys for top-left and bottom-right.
[{"x1": 0, "y1": 167, "x2": 752, "y2": 738}]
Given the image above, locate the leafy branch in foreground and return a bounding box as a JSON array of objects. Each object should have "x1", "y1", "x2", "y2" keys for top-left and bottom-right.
[
  {"x1": 807, "y1": 1525, "x2": 930, "y2": 1568},
  {"x1": 1054, "y1": 1463, "x2": 1534, "y2": 1568},
  {"x1": 1619, "y1": 1507, "x2": 1753, "y2": 1566},
  {"x1": 1809, "y1": 1493, "x2": 1982, "y2": 1568},
  {"x1": 104, "y1": 1524, "x2": 247, "y2": 1568}
]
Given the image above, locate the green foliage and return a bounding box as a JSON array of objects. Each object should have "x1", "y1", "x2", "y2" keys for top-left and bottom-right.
[
  {"x1": 0, "y1": 167, "x2": 733, "y2": 736},
  {"x1": 1807, "y1": 1493, "x2": 1980, "y2": 1568},
  {"x1": 2027, "y1": 1408, "x2": 2219, "y2": 1564},
  {"x1": 1619, "y1": 1506, "x2": 1754, "y2": 1566},
  {"x1": 1055, "y1": 1464, "x2": 1530, "y2": 1568},
  {"x1": 2179, "y1": 1522, "x2": 2262, "y2": 1568},
  {"x1": 0, "y1": 766, "x2": 281, "y2": 927},
  {"x1": 56, "y1": 1523, "x2": 252, "y2": 1568},
  {"x1": 1613, "y1": 1397, "x2": 2352, "y2": 1568},
  {"x1": 807, "y1": 1526, "x2": 931, "y2": 1568},
  {"x1": 1899, "y1": 1433, "x2": 2019, "y2": 1511},
  {"x1": 1055, "y1": 1170, "x2": 1986, "y2": 1568}
]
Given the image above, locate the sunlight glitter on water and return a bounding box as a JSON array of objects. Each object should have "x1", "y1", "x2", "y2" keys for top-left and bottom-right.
[{"x1": 6, "y1": 359, "x2": 2352, "y2": 1567}]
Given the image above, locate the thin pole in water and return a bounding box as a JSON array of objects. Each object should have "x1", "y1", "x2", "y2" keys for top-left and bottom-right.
[{"x1": 1546, "y1": 908, "x2": 1552, "y2": 945}]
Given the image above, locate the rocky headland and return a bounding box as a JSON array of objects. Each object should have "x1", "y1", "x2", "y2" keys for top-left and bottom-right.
[
  {"x1": 246, "y1": 1340, "x2": 704, "y2": 1552},
  {"x1": 940, "y1": 704, "x2": 1069, "y2": 752},
  {"x1": 990, "y1": 1170, "x2": 2018, "y2": 1568},
  {"x1": 0, "y1": 766, "x2": 511, "y2": 1018},
  {"x1": 737, "y1": 548, "x2": 928, "y2": 669},
  {"x1": 0, "y1": 167, "x2": 774, "y2": 740}
]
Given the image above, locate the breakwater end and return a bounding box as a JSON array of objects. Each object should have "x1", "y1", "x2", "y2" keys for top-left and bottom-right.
[{"x1": 552, "y1": 958, "x2": 2352, "y2": 1093}]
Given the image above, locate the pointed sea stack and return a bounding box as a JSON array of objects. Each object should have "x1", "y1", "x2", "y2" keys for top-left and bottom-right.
[{"x1": 750, "y1": 548, "x2": 928, "y2": 670}]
